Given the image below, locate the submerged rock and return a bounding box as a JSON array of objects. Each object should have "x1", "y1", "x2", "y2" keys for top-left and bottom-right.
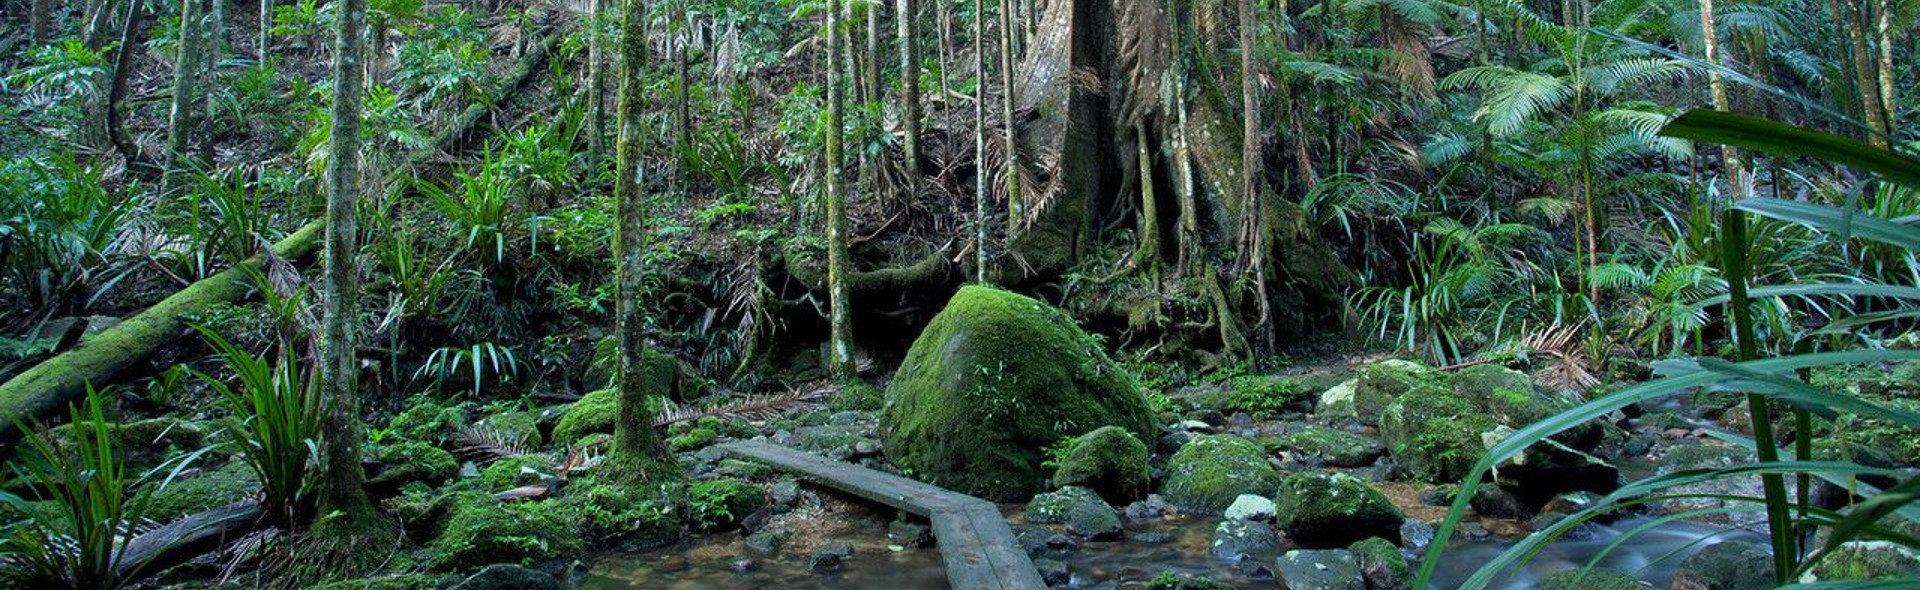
[
  {"x1": 1049, "y1": 425, "x2": 1152, "y2": 504},
  {"x1": 1273, "y1": 472, "x2": 1404, "y2": 548},
  {"x1": 1160, "y1": 434, "x2": 1281, "y2": 513},
  {"x1": 1026, "y1": 486, "x2": 1123, "y2": 540},
  {"x1": 808, "y1": 541, "x2": 855, "y2": 572},
  {"x1": 877, "y1": 286, "x2": 1156, "y2": 501},
  {"x1": 1671, "y1": 541, "x2": 1772, "y2": 590},
  {"x1": 1274, "y1": 549, "x2": 1364, "y2": 590},
  {"x1": 1538, "y1": 568, "x2": 1655, "y2": 589}
]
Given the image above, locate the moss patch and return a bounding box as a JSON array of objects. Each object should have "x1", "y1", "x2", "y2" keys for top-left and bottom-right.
[
  {"x1": 430, "y1": 497, "x2": 584, "y2": 572},
  {"x1": 1379, "y1": 386, "x2": 1497, "y2": 483},
  {"x1": 1272, "y1": 472, "x2": 1403, "y2": 548},
  {"x1": 878, "y1": 286, "x2": 1156, "y2": 502},
  {"x1": 1159, "y1": 434, "x2": 1280, "y2": 513},
  {"x1": 1049, "y1": 425, "x2": 1151, "y2": 504},
  {"x1": 147, "y1": 461, "x2": 259, "y2": 522}
]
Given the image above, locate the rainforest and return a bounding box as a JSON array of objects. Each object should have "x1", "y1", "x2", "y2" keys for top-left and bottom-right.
[{"x1": 1, "y1": 0, "x2": 1918, "y2": 587}]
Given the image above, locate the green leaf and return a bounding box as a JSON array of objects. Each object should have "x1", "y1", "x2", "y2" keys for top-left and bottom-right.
[
  {"x1": 1735, "y1": 198, "x2": 1920, "y2": 251},
  {"x1": 1657, "y1": 110, "x2": 1920, "y2": 189}
]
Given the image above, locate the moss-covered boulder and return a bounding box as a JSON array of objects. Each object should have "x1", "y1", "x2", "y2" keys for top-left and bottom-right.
[
  {"x1": 554, "y1": 483, "x2": 681, "y2": 551},
  {"x1": 387, "y1": 397, "x2": 469, "y2": 443},
  {"x1": 1539, "y1": 568, "x2": 1655, "y2": 590},
  {"x1": 49, "y1": 417, "x2": 207, "y2": 474},
  {"x1": 1380, "y1": 386, "x2": 1497, "y2": 483},
  {"x1": 147, "y1": 461, "x2": 258, "y2": 522},
  {"x1": 430, "y1": 497, "x2": 584, "y2": 572},
  {"x1": 368, "y1": 441, "x2": 459, "y2": 489},
  {"x1": 1348, "y1": 536, "x2": 1409, "y2": 589},
  {"x1": 1272, "y1": 472, "x2": 1403, "y2": 548},
  {"x1": 1025, "y1": 486, "x2": 1122, "y2": 540},
  {"x1": 308, "y1": 576, "x2": 442, "y2": 590},
  {"x1": 878, "y1": 286, "x2": 1156, "y2": 501},
  {"x1": 1049, "y1": 425, "x2": 1151, "y2": 504},
  {"x1": 1273, "y1": 426, "x2": 1385, "y2": 467},
  {"x1": 476, "y1": 411, "x2": 542, "y2": 448},
  {"x1": 479, "y1": 455, "x2": 554, "y2": 490},
  {"x1": 551, "y1": 389, "x2": 667, "y2": 447},
  {"x1": 687, "y1": 477, "x2": 766, "y2": 532},
  {"x1": 583, "y1": 338, "x2": 685, "y2": 401},
  {"x1": 1350, "y1": 360, "x2": 1438, "y2": 425},
  {"x1": 1160, "y1": 434, "x2": 1281, "y2": 513},
  {"x1": 1670, "y1": 541, "x2": 1771, "y2": 590},
  {"x1": 1451, "y1": 364, "x2": 1602, "y2": 450}
]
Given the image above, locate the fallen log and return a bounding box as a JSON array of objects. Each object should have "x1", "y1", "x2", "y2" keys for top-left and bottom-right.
[
  {"x1": 114, "y1": 500, "x2": 265, "y2": 581},
  {"x1": 0, "y1": 32, "x2": 563, "y2": 443}
]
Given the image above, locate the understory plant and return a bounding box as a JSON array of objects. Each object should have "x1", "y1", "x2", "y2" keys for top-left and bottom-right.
[
  {"x1": 0, "y1": 387, "x2": 168, "y2": 589},
  {"x1": 188, "y1": 326, "x2": 325, "y2": 521},
  {"x1": 1415, "y1": 110, "x2": 1920, "y2": 588}
]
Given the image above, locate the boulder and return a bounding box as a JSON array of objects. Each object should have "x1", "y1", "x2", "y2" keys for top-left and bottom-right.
[
  {"x1": 1538, "y1": 568, "x2": 1654, "y2": 589},
  {"x1": 808, "y1": 541, "x2": 855, "y2": 572},
  {"x1": 1482, "y1": 426, "x2": 1620, "y2": 506},
  {"x1": 145, "y1": 461, "x2": 257, "y2": 522},
  {"x1": 1380, "y1": 386, "x2": 1497, "y2": 483},
  {"x1": 1049, "y1": 425, "x2": 1152, "y2": 504},
  {"x1": 1348, "y1": 536, "x2": 1408, "y2": 589},
  {"x1": 1273, "y1": 426, "x2": 1386, "y2": 467},
  {"x1": 1806, "y1": 541, "x2": 1920, "y2": 581},
  {"x1": 1210, "y1": 518, "x2": 1280, "y2": 560},
  {"x1": 1223, "y1": 494, "x2": 1277, "y2": 522},
  {"x1": 1272, "y1": 472, "x2": 1403, "y2": 548},
  {"x1": 879, "y1": 286, "x2": 1156, "y2": 501},
  {"x1": 1274, "y1": 549, "x2": 1364, "y2": 590},
  {"x1": 1671, "y1": 542, "x2": 1772, "y2": 590},
  {"x1": 1160, "y1": 434, "x2": 1281, "y2": 513},
  {"x1": 368, "y1": 441, "x2": 459, "y2": 490},
  {"x1": 430, "y1": 498, "x2": 584, "y2": 572},
  {"x1": 1314, "y1": 379, "x2": 1360, "y2": 422},
  {"x1": 1349, "y1": 360, "x2": 1439, "y2": 426},
  {"x1": 1451, "y1": 364, "x2": 1601, "y2": 450},
  {"x1": 1025, "y1": 486, "x2": 1123, "y2": 540}
]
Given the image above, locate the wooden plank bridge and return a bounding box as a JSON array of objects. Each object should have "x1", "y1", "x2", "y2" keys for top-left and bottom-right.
[{"x1": 718, "y1": 441, "x2": 1048, "y2": 590}]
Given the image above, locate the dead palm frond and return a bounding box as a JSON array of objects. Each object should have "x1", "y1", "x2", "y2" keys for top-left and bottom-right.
[
  {"x1": 1518, "y1": 321, "x2": 1600, "y2": 392},
  {"x1": 654, "y1": 386, "x2": 831, "y2": 427},
  {"x1": 448, "y1": 422, "x2": 536, "y2": 465}
]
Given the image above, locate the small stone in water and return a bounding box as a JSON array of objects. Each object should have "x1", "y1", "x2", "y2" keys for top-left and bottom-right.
[
  {"x1": 808, "y1": 541, "x2": 855, "y2": 572},
  {"x1": 728, "y1": 559, "x2": 754, "y2": 573},
  {"x1": 1033, "y1": 558, "x2": 1071, "y2": 586},
  {"x1": 1132, "y1": 529, "x2": 1173, "y2": 545},
  {"x1": 888, "y1": 520, "x2": 932, "y2": 548},
  {"x1": 1223, "y1": 494, "x2": 1277, "y2": 522}
]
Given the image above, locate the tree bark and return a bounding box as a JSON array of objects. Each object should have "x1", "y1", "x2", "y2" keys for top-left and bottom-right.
[
  {"x1": 897, "y1": 0, "x2": 921, "y2": 201},
  {"x1": 998, "y1": 0, "x2": 1021, "y2": 230},
  {"x1": 1700, "y1": 0, "x2": 1743, "y2": 185},
  {"x1": 109, "y1": 0, "x2": 144, "y2": 165},
  {"x1": 827, "y1": 0, "x2": 858, "y2": 380},
  {"x1": 31, "y1": 0, "x2": 52, "y2": 46},
  {"x1": 166, "y1": 0, "x2": 206, "y2": 177},
  {"x1": 1846, "y1": 0, "x2": 1890, "y2": 148},
  {"x1": 673, "y1": 1, "x2": 691, "y2": 173},
  {"x1": 610, "y1": 0, "x2": 678, "y2": 483},
  {"x1": 259, "y1": 0, "x2": 272, "y2": 64},
  {"x1": 1874, "y1": 0, "x2": 1896, "y2": 134},
  {"x1": 1238, "y1": 0, "x2": 1271, "y2": 345},
  {"x1": 314, "y1": 0, "x2": 376, "y2": 530},
  {"x1": 973, "y1": 0, "x2": 989, "y2": 283},
  {"x1": 587, "y1": 0, "x2": 606, "y2": 155}
]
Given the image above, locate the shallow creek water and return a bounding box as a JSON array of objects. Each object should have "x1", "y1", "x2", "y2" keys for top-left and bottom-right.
[{"x1": 582, "y1": 496, "x2": 1759, "y2": 589}]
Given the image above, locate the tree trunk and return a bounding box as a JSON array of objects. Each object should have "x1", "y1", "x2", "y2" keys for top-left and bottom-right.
[
  {"x1": 827, "y1": 0, "x2": 858, "y2": 380},
  {"x1": 1700, "y1": 0, "x2": 1743, "y2": 185},
  {"x1": 588, "y1": 0, "x2": 606, "y2": 155},
  {"x1": 31, "y1": 0, "x2": 52, "y2": 46},
  {"x1": 1875, "y1": 0, "x2": 1896, "y2": 134},
  {"x1": 974, "y1": 0, "x2": 989, "y2": 283},
  {"x1": 109, "y1": 0, "x2": 144, "y2": 165},
  {"x1": 610, "y1": 0, "x2": 677, "y2": 483},
  {"x1": 674, "y1": 1, "x2": 691, "y2": 173},
  {"x1": 898, "y1": 0, "x2": 920, "y2": 201},
  {"x1": 1238, "y1": 0, "x2": 1271, "y2": 345},
  {"x1": 166, "y1": 0, "x2": 206, "y2": 176},
  {"x1": 1846, "y1": 0, "x2": 1890, "y2": 148},
  {"x1": 998, "y1": 0, "x2": 1021, "y2": 230},
  {"x1": 259, "y1": 0, "x2": 272, "y2": 64},
  {"x1": 314, "y1": 0, "x2": 377, "y2": 534}
]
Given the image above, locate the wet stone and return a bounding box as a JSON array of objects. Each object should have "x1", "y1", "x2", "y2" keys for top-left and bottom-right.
[
  {"x1": 888, "y1": 520, "x2": 932, "y2": 548},
  {"x1": 807, "y1": 541, "x2": 854, "y2": 572},
  {"x1": 1034, "y1": 558, "x2": 1071, "y2": 586},
  {"x1": 1275, "y1": 549, "x2": 1363, "y2": 590}
]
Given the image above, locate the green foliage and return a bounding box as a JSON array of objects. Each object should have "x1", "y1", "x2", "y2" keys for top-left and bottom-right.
[
  {"x1": 685, "y1": 478, "x2": 764, "y2": 531},
  {"x1": 429, "y1": 498, "x2": 583, "y2": 572},
  {"x1": 0, "y1": 387, "x2": 166, "y2": 589},
  {"x1": 413, "y1": 342, "x2": 520, "y2": 397},
  {"x1": 1222, "y1": 375, "x2": 1307, "y2": 419},
  {"x1": 186, "y1": 325, "x2": 323, "y2": 518},
  {"x1": 0, "y1": 154, "x2": 139, "y2": 315}
]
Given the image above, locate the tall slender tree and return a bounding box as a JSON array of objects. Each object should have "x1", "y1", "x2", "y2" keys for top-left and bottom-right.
[
  {"x1": 1700, "y1": 0, "x2": 1743, "y2": 184},
  {"x1": 997, "y1": 0, "x2": 1020, "y2": 231},
  {"x1": 109, "y1": 0, "x2": 145, "y2": 164},
  {"x1": 166, "y1": 0, "x2": 207, "y2": 177},
  {"x1": 827, "y1": 0, "x2": 858, "y2": 380},
  {"x1": 609, "y1": 0, "x2": 678, "y2": 483},
  {"x1": 587, "y1": 0, "x2": 606, "y2": 155},
  {"x1": 1238, "y1": 0, "x2": 1271, "y2": 343},
  {"x1": 897, "y1": 0, "x2": 921, "y2": 201},
  {"x1": 31, "y1": 0, "x2": 52, "y2": 46},
  {"x1": 1874, "y1": 0, "x2": 1896, "y2": 134},
  {"x1": 260, "y1": 0, "x2": 273, "y2": 65},
  {"x1": 1844, "y1": 0, "x2": 1890, "y2": 148},
  {"x1": 973, "y1": 0, "x2": 989, "y2": 283},
  {"x1": 310, "y1": 0, "x2": 382, "y2": 553}
]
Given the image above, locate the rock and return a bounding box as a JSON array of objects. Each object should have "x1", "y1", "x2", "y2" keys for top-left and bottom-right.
[
  {"x1": 1348, "y1": 536, "x2": 1409, "y2": 590},
  {"x1": 1670, "y1": 542, "x2": 1772, "y2": 590},
  {"x1": 1034, "y1": 558, "x2": 1071, "y2": 586},
  {"x1": 1274, "y1": 549, "x2": 1364, "y2": 590},
  {"x1": 1133, "y1": 529, "x2": 1173, "y2": 545},
  {"x1": 888, "y1": 520, "x2": 932, "y2": 548},
  {"x1": 728, "y1": 559, "x2": 754, "y2": 573},
  {"x1": 1273, "y1": 472, "x2": 1404, "y2": 548},
  {"x1": 1273, "y1": 426, "x2": 1386, "y2": 467},
  {"x1": 1223, "y1": 494, "x2": 1277, "y2": 522},
  {"x1": 1026, "y1": 486, "x2": 1123, "y2": 540},
  {"x1": 1159, "y1": 434, "x2": 1281, "y2": 513},
  {"x1": 769, "y1": 479, "x2": 804, "y2": 512},
  {"x1": 478, "y1": 411, "x2": 543, "y2": 448},
  {"x1": 144, "y1": 462, "x2": 257, "y2": 522},
  {"x1": 745, "y1": 529, "x2": 790, "y2": 555},
  {"x1": 1398, "y1": 520, "x2": 1436, "y2": 553},
  {"x1": 1806, "y1": 541, "x2": 1920, "y2": 581},
  {"x1": 386, "y1": 398, "x2": 469, "y2": 443},
  {"x1": 1210, "y1": 518, "x2": 1280, "y2": 560},
  {"x1": 687, "y1": 478, "x2": 766, "y2": 532},
  {"x1": 1049, "y1": 425, "x2": 1152, "y2": 504},
  {"x1": 1314, "y1": 379, "x2": 1361, "y2": 422},
  {"x1": 1379, "y1": 386, "x2": 1497, "y2": 483},
  {"x1": 1125, "y1": 494, "x2": 1178, "y2": 520},
  {"x1": 1537, "y1": 568, "x2": 1654, "y2": 589},
  {"x1": 808, "y1": 541, "x2": 854, "y2": 572},
  {"x1": 878, "y1": 287, "x2": 1157, "y2": 501},
  {"x1": 1145, "y1": 572, "x2": 1238, "y2": 590},
  {"x1": 1450, "y1": 364, "x2": 1603, "y2": 450},
  {"x1": 368, "y1": 441, "x2": 459, "y2": 489},
  {"x1": 431, "y1": 497, "x2": 584, "y2": 572},
  {"x1": 451, "y1": 564, "x2": 557, "y2": 590},
  {"x1": 1482, "y1": 426, "x2": 1620, "y2": 505},
  {"x1": 1349, "y1": 360, "x2": 1440, "y2": 426},
  {"x1": 1469, "y1": 485, "x2": 1531, "y2": 519}
]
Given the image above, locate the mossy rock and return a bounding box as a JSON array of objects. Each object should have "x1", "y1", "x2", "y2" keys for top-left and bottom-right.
[
  {"x1": 390, "y1": 489, "x2": 494, "y2": 542},
  {"x1": 829, "y1": 381, "x2": 885, "y2": 411},
  {"x1": 1538, "y1": 568, "x2": 1655, "y2": 590},
  {"x1": 479, "y1": 455, "x2": 554, "y2": 490},
  {"x1": 47, "y1": 417, "x2": 207, "y2": 474},
  {"x1": 430, "y1": 497, "x2": 584, "y2": 572},
  {"x1": 1049, "y1": 425, "x2": 1151, "y2": 505},
  {"x1": 1272, "y1": 472, "x2": 1403, "y2": 548},
  {"x1": 1351, "y1": 360, "x2": 1438, "y2": 425},
  {"x1": 687, "y1": 478, "x2": 766, "y2": 532},
  {"x1": 1024, "y1": 486, "x2": 1122, "y2": 539},
  {"x1": 368, "y1": 441, "x2": 459, "y2": 489},
  {"x1": 551, "y1": 390, "x2": 665, "y2": 447},
  {"x1": 1348, "y1": 536, "x2": 1409, "y2": 586},
  {"x1": 669, "y1": 427, "x2": 720, "y2": 452},
  {"x1": 1450, "y1": 364, "x2": 1602, "y2": 449},
  {"x1": 1380, "y1": 386, "x2": 1497, "y2": 484},
  {"x1": 308, "y1": 575, "x2": 442, "y2": 590},
  {"x1": 878, "y1": 286, "x2": 1156, "y2": 502},
  {"x1": 1807, "y1": 542, "x2": 1920, "y2": 581},
  {"x1": 1159, "y1": 434, "x2": 1280, "y2": 513},
  {"x1": 387, "y1": 397, "x2": 469, "y2": 444},
  {"x1": 1314, "y1": 379, "x2": 1360, "y2": 422},
  {"x1": 147, "y1": 461, "x2": 259, "y2": 522},
  {"x1": 1274, "y1": 426, "x2": 1385, "y2": 467},
  {"x1": 1144, "y1": 572, "x2": 1238, "y2": 590},
  {"x1": 554, "y1": 483, "x2": 681, "y2": 551},
  {"x1": 477, "y1": 411, "x2": 542, "y2": 448},
  {"x1": 584, "y1": 338, "x2": 685, "y2": 401}
]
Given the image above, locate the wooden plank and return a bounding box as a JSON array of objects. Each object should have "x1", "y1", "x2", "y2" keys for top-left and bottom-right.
[{"x1": 719, "y1": 441, "x2": 1048, "y2": 590}]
